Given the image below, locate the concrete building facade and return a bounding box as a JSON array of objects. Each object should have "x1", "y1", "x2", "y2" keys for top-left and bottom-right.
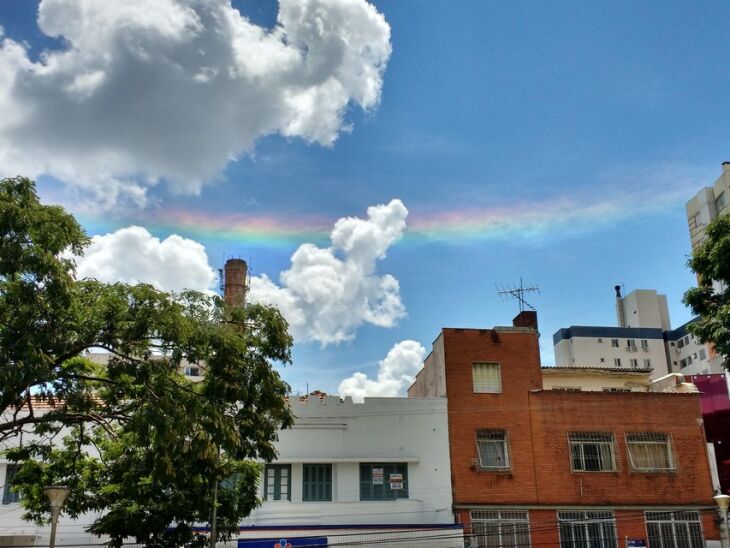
[
  {"x1": 409, "y1": 312, "x2": 720, "y2": 547},
  {"x1": 686, "y1": 163, "x2": 730, "y2": 252}
]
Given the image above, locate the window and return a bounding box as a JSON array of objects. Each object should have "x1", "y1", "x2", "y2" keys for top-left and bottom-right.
[
  {"x1": 716, "y1": 191, "x2": 726, "y2": 212},
  {"x1": 646, "y1": 511, "x2": 703, "y2": 548},
  {"x1": 699, "y1": 349, "x2": 706, "y2": 361},
  {"x1": 630, "y1": 359, "x2": 638, "y2": 368},
  {"x1": 471, "y1": 510, "x2": 530, "y2": 548},
  {"x1": 640, "y1": 339, "x2": 649, "y2": 351},
  {"x1": 683, "y1": 336, "x2": 690, "y2": 346},
  {"x1": 613, "y1": 358, "x2": 621, "y2": 367},
  {"x1": 183, "y1": 366, "x2": 200, "y2": 376},
  {"x1": 611, "y1": 339, "x2": 619, "y2": 348},
  {"x1": 302, "y1": 464, "x2": 332, "y2": 502},
  {"x1": 558, "y1": 511, "x2": 617, "y2": 548},
  {"x1": 569, "y1": 432, "x2": 616, "y2": 472},
  {"x1": 643, "y1": 359, "x2": 651, "y2": 368},
  {"x1": 472, "y1": 363, "x2": 501, "y2": 393},
  {"x1": 680, "y1": 358, "x2": 687, "y2": 369},
  {"x1": 602, "y1": 387, "x2": 631, "y2": 393},
  {"x1": 687, "y1": 355, "x2": 693, "y2": 365},
  {"x1": 626, "y1": 339, "x2": 637, "y2": 351},
  {"x1": 597, "y1": 338, "x2": 603, "y2": 343},
  {"x1": 599, "y1": 358, "x2": 605, "y2": 363},
  {"x1": 476, "y1": 430, "x2": 510, "y2": 470},
  {"x1": 263, "y1": 464, "x2": 291, "y2": 501},
  {"x1": 2, "y1": 464, "x2": 20, "y2": 504},
  {"x1": 360, "y1": 463, "x2": 408, "y2": 501},
  {"x1": 688, "y1": 212, "x2": 700, "y2": 230},
  {"x1": 677, "y1": 339, "x2": 684, "y2": 349},
  {"x1": 626, "y1": 433, "x2": 675, "y2": 472}
]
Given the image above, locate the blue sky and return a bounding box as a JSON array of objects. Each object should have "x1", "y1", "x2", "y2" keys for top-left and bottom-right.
[{"x1": 1, "y1": 0, "x2": 729, "y2": 395}]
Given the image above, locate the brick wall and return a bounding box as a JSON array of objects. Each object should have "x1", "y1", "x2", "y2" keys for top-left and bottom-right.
[{"x1": 441, "y1": 325, "x2": 720, "y2": 542}]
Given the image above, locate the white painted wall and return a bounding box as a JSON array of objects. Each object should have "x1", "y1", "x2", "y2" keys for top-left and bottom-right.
[
  {"x1": 246, "y1": 395, "x2": 453, "y2": 527},
  {"x1": 554, "y1": 336, "x2": 669, "y2": 378}
]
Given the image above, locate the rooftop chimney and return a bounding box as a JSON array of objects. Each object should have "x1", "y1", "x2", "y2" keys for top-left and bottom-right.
[
  {"x1": 615, "y1": 285, "x2": 627, "y2": 327},
  {"x1": 513, "y1": 310, "x2": 538, "y2": 331},
  {"x1": 224, "y1": 258, "x2": 247, "y2": 311}
]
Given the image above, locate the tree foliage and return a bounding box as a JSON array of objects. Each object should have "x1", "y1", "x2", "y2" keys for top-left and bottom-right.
[
  {"x1": 0, "y1": 177, "x2": 294, "y2": 546},
  {"x1": 683, "y1": 215, "x2": 730, "y2": 370}
]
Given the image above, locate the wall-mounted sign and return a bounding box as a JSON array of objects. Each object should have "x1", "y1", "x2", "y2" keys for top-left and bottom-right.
[
  {"x1": 372, "y1": 467, "x2": 384, "y2": 485},
  {"x1": 626, "y1": 540, "x2": 647, "y2": 547},
  {"x1": 389, "y1": 473, "x2": 404, "y2": 490}
]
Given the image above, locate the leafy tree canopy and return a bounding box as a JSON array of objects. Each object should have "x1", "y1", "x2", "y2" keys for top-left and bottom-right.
[
  {"x1": 683, "y1": 214, "x2": 730, "y2": 370},
  {"x1": 0, "y1": 177, "x2": 294, "y2": 547}
]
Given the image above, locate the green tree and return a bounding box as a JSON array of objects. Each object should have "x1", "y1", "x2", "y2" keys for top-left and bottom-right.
[
  {"x1": 683, "y1": 215, "x2": 730, "y2": 370},
  {"x1": 0, "y1": 176, "x2": 294, "y2": 547}
]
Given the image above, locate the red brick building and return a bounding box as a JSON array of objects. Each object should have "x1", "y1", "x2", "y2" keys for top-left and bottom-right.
[{"x1": 409, "y1": 312, "x2": 719, "y2": 547}]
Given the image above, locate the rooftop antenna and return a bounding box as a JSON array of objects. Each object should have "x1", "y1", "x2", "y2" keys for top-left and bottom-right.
[{"x1": 497, "y1": 278, "x2": 540, "y2": 313}]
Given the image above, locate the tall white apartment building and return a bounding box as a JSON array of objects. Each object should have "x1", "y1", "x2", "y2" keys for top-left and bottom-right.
[
  {"x1": 553, "y1": 288, "x2": 723, "y2": 378},
  {"x1": 686, "y1": 162, "x2": 730, "y2": 251}
]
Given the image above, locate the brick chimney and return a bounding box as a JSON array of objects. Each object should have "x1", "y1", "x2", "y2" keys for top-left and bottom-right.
[
  {"x1": 224, "y1": 258, "x2": 247, "y2": 311},
  {"x1": 512, "y1": 310, "x2": 538, "y2": 331}
]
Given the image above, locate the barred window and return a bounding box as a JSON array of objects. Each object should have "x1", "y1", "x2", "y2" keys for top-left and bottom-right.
[
  {"x1": 558, "y1": 511, "x2": 618, "y2": 548},
  {"x1": 476, "y1": 430, "x2": 510, "y2": 471},
  {"x1": 471, "y1": 510, "x2": 530, "y2": 548},
  {"x1": 646, "y1": 511, "x2": 703, "y2": 548},
  {"x1": 473, "y1": 363, "x2": 501, "y2": 393},
  {"x1": 626, "y1": 433, "x2": 675, "y2": 472},
  {"x1": 569, "y1": 432, "x2": 617, "y2": 472}
]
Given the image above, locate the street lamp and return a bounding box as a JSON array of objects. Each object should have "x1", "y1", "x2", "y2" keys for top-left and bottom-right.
[
  {"x1": 715, "y1": 494, "x2": 730, "y2": 548},
  {"x1": 44, "y1": 485, "x2": 70, "y2": 548}
]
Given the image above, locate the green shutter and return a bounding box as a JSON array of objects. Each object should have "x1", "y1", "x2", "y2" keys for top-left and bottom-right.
[{"x1": 302, "y1": 464, "x2": 332, "y2": 501}]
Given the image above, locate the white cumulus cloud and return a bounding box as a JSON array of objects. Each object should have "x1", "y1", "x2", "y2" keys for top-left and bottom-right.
[
  {"x1": 338, "y1": 340, "x2": 426, "y2": 401},
  {"x1": 248, "y1": 199, "x2": 407, "y2": 345},
  {"x1": 0, "y1": 0, "x2": 391, "y2": 208},
  {"x1": 74, "y1": 226, "x2": 216, "y2": 292}
]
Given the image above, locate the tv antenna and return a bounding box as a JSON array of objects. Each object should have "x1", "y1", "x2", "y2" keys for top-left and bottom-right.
[{"x1": 497, "y1": 278, "x2": 540, "y2": 313}]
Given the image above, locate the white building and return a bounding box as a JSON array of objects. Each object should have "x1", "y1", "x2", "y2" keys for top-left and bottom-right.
[
  {"x1": 553, "y1": 287, "x2": 723, "y2": 378},
  {"x1": 686, "y1": 162, "x2": 730, "y2": 251},
  {"x1": 1, "y1": 396, "x2": 460, "y2": 548}
]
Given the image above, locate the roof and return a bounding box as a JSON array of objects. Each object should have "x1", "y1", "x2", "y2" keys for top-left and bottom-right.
[
  {"x1": 542, "y1": 366, "x2": 652, "y2": 375},
  {"x1": 553, "y1": 326, "x2": 664, "y2": 345}
]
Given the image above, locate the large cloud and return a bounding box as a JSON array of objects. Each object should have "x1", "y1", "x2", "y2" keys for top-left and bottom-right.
[
  {"x1": 74, "y1": 226, "x2": 216, "y2": 292},
  {"x1": 338, "y1": 340, "x2": 426, "y2": 401},
  {"x1": 0, "y1": 0, "x2": 391, "y2": 208},
  {"x1": 249, "y1": 199, "x2": 407, "y2": 344}
]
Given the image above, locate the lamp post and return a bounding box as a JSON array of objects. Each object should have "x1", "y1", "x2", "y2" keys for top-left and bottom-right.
[
  {"x1": 715, "y1": 494, "x2": 730, "y2": 548},
  {"x1": 44, "y1": 485, "x2": 70, "y2": 548}
]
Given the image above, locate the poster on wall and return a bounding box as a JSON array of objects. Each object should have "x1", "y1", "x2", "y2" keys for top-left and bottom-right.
[
  {"x1": 389, "y1": 473, "x2": 403, "y2": 490},
  {"x1": 372, "y1": 467, "x2": 384, "y2": 485}
]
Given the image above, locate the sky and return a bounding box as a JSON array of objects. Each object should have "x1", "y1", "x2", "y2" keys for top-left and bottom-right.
[{"x1": 1, "y1": 0, "x2": 729, "y2": 398}]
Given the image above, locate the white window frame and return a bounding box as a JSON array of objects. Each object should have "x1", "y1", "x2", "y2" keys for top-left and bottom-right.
[
  {"x1": 646, "y1": 511, "x2": 704, "y2": 548},
  {"x1": 476, "y1": 429, "x2": 510, "y2": 471},
  {"x1": 558, "y1": 511, "x2": 618, "y2": 548},
  {"x1": 568, "y1": 432, "x2": 617, "y2": 472},
  {"x1": 472, "y1": 363, "x2": 501, "y2": 393},
  {"x1": 471, "y1": 510, "x2": 530, "y2": 547},
  {"x1": 626, "y1": 432, "x2": 676, "y2": 472}
]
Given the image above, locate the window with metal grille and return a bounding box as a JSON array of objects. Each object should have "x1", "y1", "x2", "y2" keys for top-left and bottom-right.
[
  {"x1": 472, "y1": 363, "x2": 501, "y2": 393},
  {"x1": 263, "y1": 464, "x2": 291, "y2": 501},
  {"x1": 476, "y1": 430, "x2": 510, "y2": 470},
  {"x1": 2, "y1": 464, "x2": 20, "y2": 504},
  {"x1": 302, "y1": 464, "x2": 332, "y2": 501},
  {"x1": 646, "y1": 511, "x2": 704, "y2": 548},
  {"x1": 470, "y1": 510, "x2": 530, "y2": 548},
  {"x1": 558, "y1": 511, "x2": 618, "y2": 548},
  {"x1": 569, "y1": 432, "x2": 616, "y2": 472},
  {"x1": 359, "y1": 463, "x2": 408, "y2": 501},
  {"x1": 626, "y1": 433, "x2": 676, "y2": 472}
]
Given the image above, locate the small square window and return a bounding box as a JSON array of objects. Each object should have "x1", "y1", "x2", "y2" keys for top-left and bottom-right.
[
  {"x1": 626, "y1": 433, "x2": 675, "y2": 472},
  {"x1": 599, "y1": 358, "x2": 605, "y2": 363},
  {"x1": 476, "y1": 429, "x2": 510, "y2": 470},
  {"x1": 597, "y1": 338, "x2": 603, "y2": 343},
  {"x1": 611, "y1": 339, "x2": 619, "y2": 348},
  {"x1": 472, "y1": 363, "x2": 501, "y2": 393}
]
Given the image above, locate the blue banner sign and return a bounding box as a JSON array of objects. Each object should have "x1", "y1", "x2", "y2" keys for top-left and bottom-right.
[
  {"x1": 627, "y1": 540, "x2": 647, "y2": 547},
  {"x1": 238, "y1": 537, "x2": 328, "y2": 548}
]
